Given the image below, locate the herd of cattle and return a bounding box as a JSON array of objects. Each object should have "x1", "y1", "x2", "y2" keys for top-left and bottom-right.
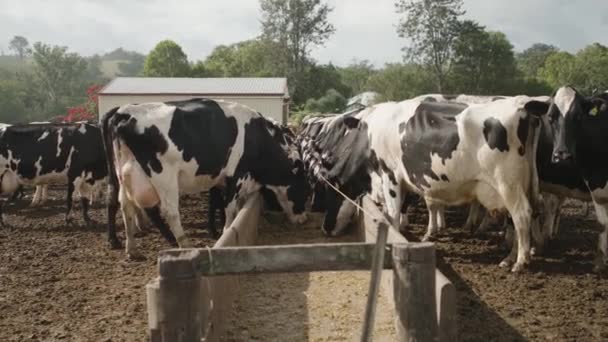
[{"x1": 1, "y1": 85, "x2": 607, "y2": 274}]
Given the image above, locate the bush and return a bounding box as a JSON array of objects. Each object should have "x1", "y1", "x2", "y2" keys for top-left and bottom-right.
[{"x1": 304, "y1": 88, "x2": 346, "y2": 113}]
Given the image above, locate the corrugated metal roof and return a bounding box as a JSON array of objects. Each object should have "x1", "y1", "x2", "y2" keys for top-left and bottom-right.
[{"x1": 100, "y1": 77, "x2": 289, "y2": 96}]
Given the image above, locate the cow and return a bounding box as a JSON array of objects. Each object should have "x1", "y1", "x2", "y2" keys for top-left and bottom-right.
[
  {"x1": 305, "y1": 97, "x2": 550, "y2": 272},
  {"x1": 205, "y1": 120, "x2": 300, "y2": 238},
  {"x1": 417, "y1": 94, "x2": 590, "y2": 251},
  {"x1": 547, "y1": 85, "x2": 608, "y2": 271},
  {"x1": 0, "y1": 122, "x2": 108, "y2": 225},
  {"x1": 101, "y1": 98, "x2": 310, "y2": 258}
]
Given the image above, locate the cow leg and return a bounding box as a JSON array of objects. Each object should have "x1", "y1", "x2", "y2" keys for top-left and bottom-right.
[
  {"x1": 399, "y1": 199, "x2": 409, "y2": 232},
  {"x1": 31, "y1": 185, "x2": 41, "y2": 206},
  {"x1": 499, "y1": 191, "x2": 532, "y2": 273},
  {"x1": 423, "y1": 202, "x2": 441, "y2": 241},
  {"x1": 65, "y1": 181, "x2": 75, "y2": 224},
  {"x1": 591, "y1": 203, "x2": 608, "y2": 273},
  {"x1": 81, "y1": 197, "x2": 93, "y2": 226},
  {"x1": 477, "y1": 211, "x2": 494, "y2": 234},
  {"x1": 107, "y1": 182, "x2": 121, "y2": 249},
  {"x1": 119, "y1": 188, "x2": 144, "y2": 260},
  {"x1": 463, "y1": 202, "x2": 482, "y2": 233},
  {"x1": 40, "y1": 185, "x2": 48, "y2": 204},
  {"x1": 436, "y1": 206, "x2": 446, "y2": 232},
  {"x1": 146, "y1": 200, "x2": 192, "y2": 249},
  {"x1": 207, "y1": 187, "x2": 223, "y2": 238}
]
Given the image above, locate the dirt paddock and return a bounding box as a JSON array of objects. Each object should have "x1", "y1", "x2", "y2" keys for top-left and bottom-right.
[{"x1": 1, "y1": 187, "x2": 608, "y2": 341}]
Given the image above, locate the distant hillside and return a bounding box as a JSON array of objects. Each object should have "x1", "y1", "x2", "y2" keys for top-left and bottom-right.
[{"x1": 101, "y1": 59, "x2": 128, "y2": 78}]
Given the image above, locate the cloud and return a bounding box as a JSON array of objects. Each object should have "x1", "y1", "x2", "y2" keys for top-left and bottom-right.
[{"x1": 0, "y1": 0, "x2": 606, "y2": 66}]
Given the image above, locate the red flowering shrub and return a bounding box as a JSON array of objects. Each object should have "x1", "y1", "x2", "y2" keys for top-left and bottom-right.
[{"x1": 59, "y1": 84, "x2": 102, "y2": 123}]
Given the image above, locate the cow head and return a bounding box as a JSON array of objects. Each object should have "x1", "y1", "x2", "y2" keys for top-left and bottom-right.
[
  {"x1": 264, "y1": 119, "x2": 310, "y2": 224},
  {"x1": 547, "y1": 86, "x2": 595, "y2": 164}
]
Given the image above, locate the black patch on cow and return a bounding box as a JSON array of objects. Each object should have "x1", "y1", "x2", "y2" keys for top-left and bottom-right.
[
  {"x1": 441, "y1": 174, "x2": 449, "y2": 181},
  {"x1": 517, "y1": 116, "x2": 529, "y2": 156},
  {"x1": 400, "y1": 102, "x2": 465, "y2": 189},
  {"x1": 166, "y1": 99, "x2": 238, "y2": 178},
  {"x1": 115, "y1": 117, "x2": 168, "y2": 177},
  {"x1": 144, "y1": 206, "x2": 177, "y2": 245},
  {"x1": 482, "y1": 118, "x2": 509, "y2": 152},
  {"x1": 389, "y1": 189, "x2": 396, "y2": 198},
  {"x1": 443, "y1": 94, "x2": 458, "y2": 100},
  {"x1": 369, "y1": 149, "x2": 397, "y2": 185}
]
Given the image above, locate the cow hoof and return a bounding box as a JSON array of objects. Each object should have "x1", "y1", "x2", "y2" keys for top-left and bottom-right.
[
  {"x1": 499, "y1": 259, "x2": 513, "y2": 268},
  {"x1": 422, "y1": 234, "x2": 435, "y2": 242},
  {"x1": 127, "y1": 252, "x2": 145, "y2": 261},
  {"x1": 511, "y1": 262, "x2": 527, "y2": 273},
  {"x1": 109, "y1": 239, "x2": 122, "y2": 250},
  {"x1": 134, "y1": 231, "x2": 147, "y2": 238}
]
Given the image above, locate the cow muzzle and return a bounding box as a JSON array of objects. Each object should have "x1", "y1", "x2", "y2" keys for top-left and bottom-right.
[{"x1": 552, "y1": 150, "x2": 572, "y2": 163}]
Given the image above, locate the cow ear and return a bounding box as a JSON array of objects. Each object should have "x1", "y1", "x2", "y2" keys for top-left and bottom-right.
[
  {"x1": 524, "y1": 100, "x2": 550, "y2": 116},
  {"x1": 343, "y1": 116, "x2": 360, "y2": 128}
]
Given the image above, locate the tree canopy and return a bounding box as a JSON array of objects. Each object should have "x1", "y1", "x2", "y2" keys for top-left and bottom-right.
[{"x1": 143, "y1": 40, "x2": 190, "y2": 77}]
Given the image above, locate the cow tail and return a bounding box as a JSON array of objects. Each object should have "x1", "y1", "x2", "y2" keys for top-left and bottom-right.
[{"x1": 100, "y1": 107, "x2": 122, "y2": 248}]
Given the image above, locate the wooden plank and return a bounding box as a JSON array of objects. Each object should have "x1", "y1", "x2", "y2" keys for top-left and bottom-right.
[{"x1": 193, "y1": 242, "x2": 394, "y2": 276}]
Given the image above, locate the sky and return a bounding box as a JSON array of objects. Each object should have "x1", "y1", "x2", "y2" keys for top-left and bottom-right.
[{"x1": 1, "y1": 0, "x2": 607, "y2": 67}]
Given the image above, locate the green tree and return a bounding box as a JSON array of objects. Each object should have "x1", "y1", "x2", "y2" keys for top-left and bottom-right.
[
  {"x1": 574, "y1": 43, "x2": 608, "y2": 94},
  {"x1": 201, "y1": 39, "x2": 286, "y2": 77},
  {"x1": 396, "y1": 0, "x2": 464, "y2": 92},
  {"x1": 32, "y1": 42, "x2": 88, "y2": 114},
  {"x1": 260, "y1": 0, "x2": 336, "y2": 94},
  {"x1": 293, "y1": 63, "x2": 350, "y2": 104},
  {"x1": 304, "y1": 88, "x2": 346, "y2": 113},
  {"x1": 9, "y1": 36, "x2": 31, "y2": 59},
  {"x1": 517, "y1": 43, "x2": 558, "y2": 79},
  {"x1": 450, "y1": 22, "x2": 518, "y2": 94},
  {"x1": 538, "y1": 51, "x2": 582, "y2": 90},
  {"x1": 366, "y1": 63, "x2": 434, "y2": 101},
  {"x1": 339, "y1": 60, "x2": 376, "y2": 95},
  {"x1": 143, "y1": 40, "x2": 190, "y2": 77}
]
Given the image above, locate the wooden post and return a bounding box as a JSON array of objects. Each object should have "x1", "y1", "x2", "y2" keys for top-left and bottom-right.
[
  {"x1": 360, "y1": 220, "x2": 389, "y2": 342},
  {"x1": 151, "y1": 251, "x2": 204, "y2": 342},
  {"x1": 392, "y1": 242, "x2": 438, "y2": 342}
]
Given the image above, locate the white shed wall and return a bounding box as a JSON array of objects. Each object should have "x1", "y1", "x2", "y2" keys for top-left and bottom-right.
[{"x1": 99, "y1": 95, "x2": 286, "y2": 124}]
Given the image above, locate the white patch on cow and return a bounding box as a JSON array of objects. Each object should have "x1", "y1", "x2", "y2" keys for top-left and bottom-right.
[
  {"x1": 554, "y1": 87, "x2": 576, "y2": 117},
  {"x1": 78, "y1": 124, "x2": 87, "y2": 134},
  {"x1": 37, "y1": 131, "x2": 49, "y2": 141},
  {"x1": 56, "y1": 129, "x2": 63, "y2": 157},
  {"x1": 330, "y1": 201, "x2": 357, "y2": 236}
]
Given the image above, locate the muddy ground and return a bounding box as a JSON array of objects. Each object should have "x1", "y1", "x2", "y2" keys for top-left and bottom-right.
[
  {"x1": 404, "y1": 199, "x2": 608, "y2": 341},
  {"x1": 1, "y1": 187, "x2": 607, "y2": 341},
  {"x1": 0, "y1": 187, "x2": 216, "y2": 342}
]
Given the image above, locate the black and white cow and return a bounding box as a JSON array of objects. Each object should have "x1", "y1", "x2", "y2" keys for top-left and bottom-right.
[
  {"x1": 0, "y1": 122, "x2": 108, "y2": 225},
  {"x1": 306, "y1": 97, "x2": 549, "y2": 272},
  {"x1": 205, "y1": 119, "x2": 301, "y2": 238},
  {"x1": 101, "y1": 98, "x2": 309, "y2": 258},
  {"x1": 548, "y1": 86, "x2": 608, "y2": 271}
]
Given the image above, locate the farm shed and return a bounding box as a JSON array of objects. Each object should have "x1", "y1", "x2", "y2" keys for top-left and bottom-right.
[{"x1": 98, "y1": 77, "x2": 291, "y2": 124}]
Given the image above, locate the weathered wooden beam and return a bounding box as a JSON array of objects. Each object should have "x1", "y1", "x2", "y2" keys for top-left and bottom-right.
[
  {"x1": 393, "y1": 242, "x2": 438, "y2": 342},
  {"x1": 177, "y1": 242, "x2": 395, "y2": 276}
]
